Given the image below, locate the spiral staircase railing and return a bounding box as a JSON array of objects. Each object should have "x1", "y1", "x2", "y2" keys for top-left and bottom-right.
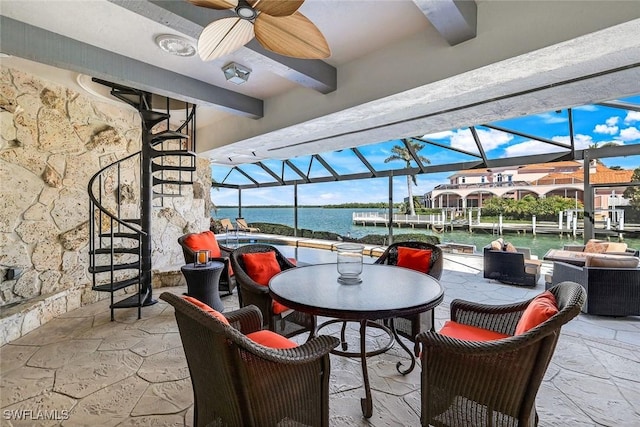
[{"x1": 88, "y1": 81, "x2": 196, "y2": 320}]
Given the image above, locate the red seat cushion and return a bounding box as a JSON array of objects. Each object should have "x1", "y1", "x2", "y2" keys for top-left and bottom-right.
[
  {"x1": 245, "y1": 330, "x2": 298, "y2": 349},
  {"x1": 439, "y1": 320, "x2": 510, "y2": 341},
  {"x1": 396, "y1": 247, "x2": 432, "y2": 274},
  {"x1": 242, "y1": 251, "x2": 282, "y2": 286},
  {"x1": 515, "y1": 291, "x2": 558, "y2": 335},
  {"x1": 182, "y1": 295, "x2": 229, "y2": 325},
  {"x1": 272, "y1": 301, "x2": 291, "y2": 315}
]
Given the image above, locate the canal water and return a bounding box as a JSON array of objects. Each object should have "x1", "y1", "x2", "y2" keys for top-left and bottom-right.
[{"x1": 213, "y1": 207, "x2": 640, "y2": 258}]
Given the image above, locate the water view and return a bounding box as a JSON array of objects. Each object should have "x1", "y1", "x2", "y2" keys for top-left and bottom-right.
[{"x1": 212, "y1": 207, "x2": 640, "y2": 258}]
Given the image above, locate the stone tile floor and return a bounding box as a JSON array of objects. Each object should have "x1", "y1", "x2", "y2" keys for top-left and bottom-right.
[{"x1": 1, "y1": 253, "x2": 639, "y2": 426}]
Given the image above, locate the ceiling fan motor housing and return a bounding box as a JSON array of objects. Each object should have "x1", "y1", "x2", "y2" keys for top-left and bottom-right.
[{"x1": 236, "y1": 1, "x2": 257, "y2": 20}]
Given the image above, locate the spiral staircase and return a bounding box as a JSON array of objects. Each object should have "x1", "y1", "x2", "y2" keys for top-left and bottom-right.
[{"x1": 88, "y1": 80, "x2": 197, "y2": 320}]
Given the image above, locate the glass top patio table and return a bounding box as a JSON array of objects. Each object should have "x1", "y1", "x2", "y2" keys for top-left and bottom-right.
[
  {"x1": 269, "y1": 262, "x2": 443, "y2": 418},
  {"x1": 269, "y1": 263, "x2": 443, "y2": 319}
]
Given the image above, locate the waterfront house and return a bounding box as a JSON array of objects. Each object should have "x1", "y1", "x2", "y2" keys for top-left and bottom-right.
[
  {"x1": 427, "y1": 161, "x2": 634, "y2": 212},
  {"x1": 1, "y1": 2, "x2": 640, "y2": 425}
]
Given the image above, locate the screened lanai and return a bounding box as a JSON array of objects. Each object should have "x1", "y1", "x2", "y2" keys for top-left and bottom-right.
[{"x1": 212, "y1": 95, "x2": 640, "y2": 240}]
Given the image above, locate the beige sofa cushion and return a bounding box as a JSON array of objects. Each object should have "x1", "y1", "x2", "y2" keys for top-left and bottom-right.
[
  {"x1": 606, "y1": 242, "x2": 628, "y2": 253},
  {"x1": 490, "y1": 238, "x2": 504, "y2": 251},
  {"x1": 585, "y1": 256, "x2": 639, "y2": 268},
  {"x1": 584, "y1": 240, "x2": 608, "y2": 253}
]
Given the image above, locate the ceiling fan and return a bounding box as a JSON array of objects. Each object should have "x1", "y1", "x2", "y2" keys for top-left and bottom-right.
[{"x1": 188, "y1": 0, "x2": 331, "y2": 61}]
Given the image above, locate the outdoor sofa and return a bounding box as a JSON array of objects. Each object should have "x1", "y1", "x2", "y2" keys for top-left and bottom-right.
[
  {"x1": 550, "y1": 255, "x2": 640, "y2": 316},
  {"x1": 483, "y1": 239, "x2": 541, "y2": 287}
]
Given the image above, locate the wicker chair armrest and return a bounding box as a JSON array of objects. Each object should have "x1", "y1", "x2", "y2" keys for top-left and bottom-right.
[
  {"x1": 209, "y1": 256, "x2": 229, "y2": 265},
  {"x1": 551, "y1": 262, "x2": 584, "y2": 286},
  {"x1": 238, "y1": 276, "x2": 270, "y2": 296},
  {"x1": 417, "y1": 330, "x2": 537, "y2": 355},
  {"x1": 224, "y1": 305, "x2": 264, "y2": 334},
  {"x1": 234, "y1": 334, "x2": 340, "y2": 364},
  {"x1": 563, "y1": 245, "x2": 585, "y2": 252},
  {"x1": 450, "y1": 298, "x2": 529, "y2": 335},
  {"x1": 218, "y1": 244, "x2": 233, "y2": 256}
]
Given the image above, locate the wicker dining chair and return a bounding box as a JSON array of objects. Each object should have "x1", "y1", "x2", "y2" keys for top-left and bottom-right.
[
  {"x1": 374, "y1": 241, "x2": 443, "y2": 353},
  {"x1": 230, "y1": 244, "x2": 316, "y2": 337},
  {"x1": 417, "y1": 281, "x2": 586, "y2": 427},
  {"x1": 160, "y1": 292, "x2": 339, "y2": 427},
  {"x1": 178, "y1": 231, "x2": 235, "y2": 296}
]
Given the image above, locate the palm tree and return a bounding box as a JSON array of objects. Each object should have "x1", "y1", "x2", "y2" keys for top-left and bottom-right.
[{"x1": 384, "y1": 139, "x2": 430, "y2": 216}]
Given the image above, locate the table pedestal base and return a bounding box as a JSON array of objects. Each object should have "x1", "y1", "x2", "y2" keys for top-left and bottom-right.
[{"x1": 315, "y1": 318, "x2": 417, "y2": 418}]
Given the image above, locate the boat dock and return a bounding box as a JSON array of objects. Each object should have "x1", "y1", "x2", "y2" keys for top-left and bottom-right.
[{"x1": 352, "y1": 212, "x2": 638, "y2": 239}]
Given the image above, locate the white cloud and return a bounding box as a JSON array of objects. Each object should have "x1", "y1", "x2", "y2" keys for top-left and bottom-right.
[
  {"x1": 318, "y1": 193, "x2": 339, "y2": 200},
  {"x1": 618, "y1": 126, "x2": 640, "y2": 141},
  {"x1": 624, "y1": 111, "x2": 640, "y2": 124},
  {"x1": 449, "y1": 128, "x2": 512, "y2": 152},
  {"x1": 551, "y1": 134, "x2": 593, "y2": 149},
  {"x1": 536, "y1": 112, "x2": 568, "y2": 124},
  {"x1": 594, "y1": 124, "x2": 618, "y2": 135},
  {"x1": 502, "y1": 140, "x2": 567, "y2": 157},
  {"x1": 422, "y1": 130, "x2": 454, "y2": 139},
  {"x1": 573, "y1": 105, "x2": 598, "y2": 112},
  {"x1": 606, "y1": 116, "x2": 619, "y2": 126}
]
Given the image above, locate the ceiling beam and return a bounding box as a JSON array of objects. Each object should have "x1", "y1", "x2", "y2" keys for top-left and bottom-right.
[
  {"x1": 412, "y1": 0, "x2": 477, "y2": 45},
  {"x1": 111, "y1": 0, "x2": 337, "y2": 94},
  {"x1": 0, "y1": 16, "x2": 263, "y2": 118}
]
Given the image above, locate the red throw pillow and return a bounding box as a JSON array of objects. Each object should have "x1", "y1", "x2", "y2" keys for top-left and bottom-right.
[
  {"x1": 246, "y1": 330, "x2": 298, "y2": 349},
  {"x1": 182, "y1": 295, "x2": 229, "y2": 325},
  {"x1": 183, "y1": 231, "x2": 222, "y2": 258},
  {"x1": 396, "y1": 247, "x2": 432, "y2": 274},
  {"x1": 515, "y1": 291, "x2": 558, "y2": 335},
  {"x1": 242, "y1": 251, "x2": 282, "y2": 286},
  {"x1": 439, "y1": 320, "x2": 510, "y2": 341}
]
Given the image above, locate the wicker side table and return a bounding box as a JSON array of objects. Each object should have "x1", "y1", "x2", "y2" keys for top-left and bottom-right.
[{"x1": 181, "y1": 261, "x2": 225, "y2": 312}]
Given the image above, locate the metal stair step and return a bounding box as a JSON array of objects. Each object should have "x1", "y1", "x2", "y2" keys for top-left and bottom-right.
[
  {"x1": 111, "y1": 289, "x2": 157, "y2": 309},
  {"x1": 122, "y1": 218, "x2": 142, "y2": 225},
  {"x1": 92, "y1": 277, "x2": 139, "y2": 292},
  {"x1": 151, "y1": 130, "x2": 189, "y2": 145},
  {"x1": 89, "y1": 261, "x2": 140, "y2": 274},
  {"x1": 152, "y1": 192, "x2": 185, "y2": 199},
  {"x1": 151, "y1": 149, "x2": 196, "y2": 158},
  {"x1": 152, "y1": 163, "x2": 196, "y2": 173},
  {"x1": 90, "y1": 247, "x2": 140, "y2": 255},
  {"x1": 153, "y1": 177, "x2": 193, "y2": 186},
  {"x1": 98, "y1": 232, "x2": 141, "y2": 239},
  {"x1": 141, "y1": 110, "x2": 169, "y2": 126}
]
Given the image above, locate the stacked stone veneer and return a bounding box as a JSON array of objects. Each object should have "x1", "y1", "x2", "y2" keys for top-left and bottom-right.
[{"x1": 0, "y1": 66, "x2": 212, "y2": 345}]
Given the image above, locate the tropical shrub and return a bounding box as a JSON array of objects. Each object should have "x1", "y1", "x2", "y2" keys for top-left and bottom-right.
[{"x1": 480, "y1": 196, "x2": 582, "y2": 221}]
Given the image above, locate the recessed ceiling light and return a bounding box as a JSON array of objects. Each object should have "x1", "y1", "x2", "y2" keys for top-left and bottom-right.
[{"x1": 155, "y1": 34, "x2": 196, "y2": 57}]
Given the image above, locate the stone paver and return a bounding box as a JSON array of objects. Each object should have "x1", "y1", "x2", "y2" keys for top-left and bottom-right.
[{"x1": 1, "y1": 254, "x2": 639, "y2": 426}]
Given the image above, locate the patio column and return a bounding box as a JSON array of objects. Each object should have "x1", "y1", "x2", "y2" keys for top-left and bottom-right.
[
  {"x1": 294, "y1": 183, "x2": 298, "y2": 237},
  {"x1": 388, "y1": 176, "x2": 394, "y2": 245},
  {"x1": 583, "y1": 152, "x2": 594, "y2": 241}
]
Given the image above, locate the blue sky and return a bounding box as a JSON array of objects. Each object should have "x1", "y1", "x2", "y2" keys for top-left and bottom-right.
[{"x1": 212, "y1": 96, "x2": 640, "y2": 206}]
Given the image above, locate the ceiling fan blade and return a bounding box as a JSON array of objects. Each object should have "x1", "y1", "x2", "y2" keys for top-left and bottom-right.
[
  {"x1": 198, "y1": 17, "x2": 255, "y2": 61},
  {"x1": 187, "y1": 0, "x2": 238, "y2": 10},
  {"x1": 250, "y1": 0, "x2": 304, "y2": 17},
  {"x1": 254, "y1": 12, "x2": 330, "y2": 59}
]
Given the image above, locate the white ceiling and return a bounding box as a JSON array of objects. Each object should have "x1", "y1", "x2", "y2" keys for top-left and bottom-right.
[{"x1": 2, "y1": 1, "x2": 640, "y2": 166}]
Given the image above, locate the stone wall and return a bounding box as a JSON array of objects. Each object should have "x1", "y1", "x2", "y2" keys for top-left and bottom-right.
[{"x1": 0, "y1": 66, "x2": 211, "y2": 345}]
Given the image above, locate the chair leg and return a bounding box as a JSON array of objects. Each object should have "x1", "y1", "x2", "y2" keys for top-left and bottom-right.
[{"x1": 340, "y1": 321, "x2": 348, "y2": 351}]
